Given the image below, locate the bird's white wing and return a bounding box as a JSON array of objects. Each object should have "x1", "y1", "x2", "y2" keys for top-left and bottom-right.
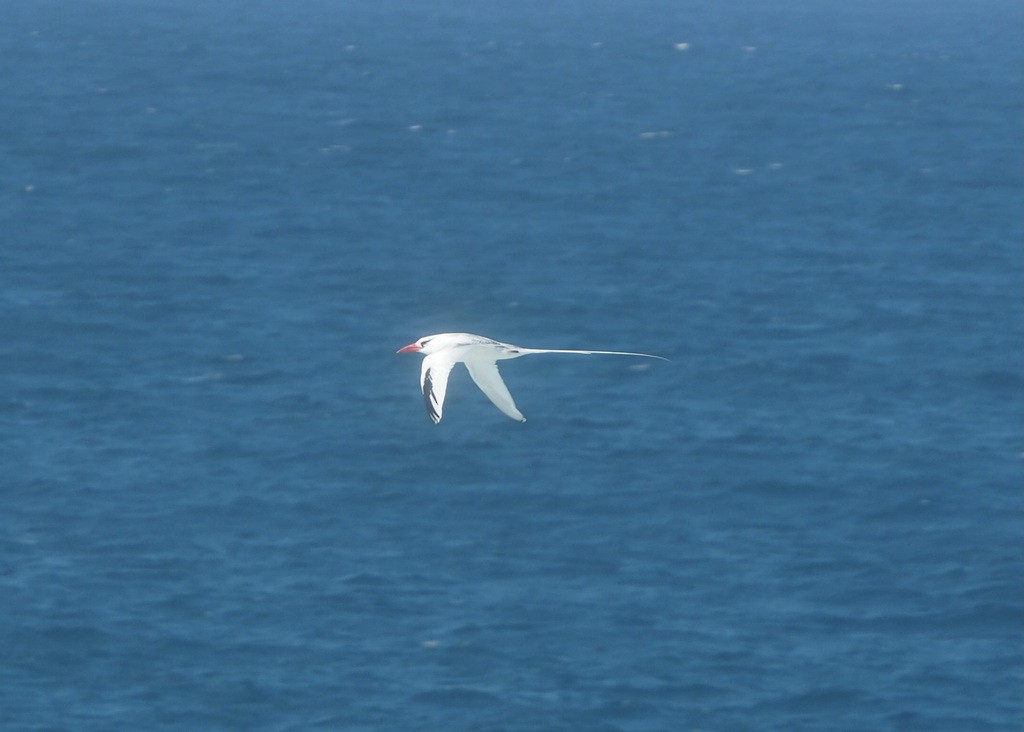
[
  {"x1": 464, "y1": 358, "x2": 527, "y2": 423},
  {"x1": 420, "y1": 353, "x2": 457, "y2": 424}
]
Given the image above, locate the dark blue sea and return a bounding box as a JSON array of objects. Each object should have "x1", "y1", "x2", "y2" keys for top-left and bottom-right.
[{"x1": 1, "y1": 1, "x2": 1021, "y2": 729}]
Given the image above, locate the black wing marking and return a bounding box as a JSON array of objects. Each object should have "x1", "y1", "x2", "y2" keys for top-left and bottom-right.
[
  {"x1": 419, "y1": 355, "x2": 456, "y2": 424},
  {"x1": 423, "y1": 368, "x2": 441, "y2": 423}
]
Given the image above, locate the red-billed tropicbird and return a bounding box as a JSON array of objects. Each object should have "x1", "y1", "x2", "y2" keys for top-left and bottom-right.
[{"x1": 397, "y1": 332, "x2": 667, "y2": 423}]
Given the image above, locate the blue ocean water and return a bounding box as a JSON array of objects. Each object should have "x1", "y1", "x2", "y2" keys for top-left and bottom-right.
[{"x1": 1, "y1": 0, "x2": 1021, "y2": 729}]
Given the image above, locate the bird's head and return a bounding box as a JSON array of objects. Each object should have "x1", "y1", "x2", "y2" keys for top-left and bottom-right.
[{"x1": 396, "y1": 335, "x2": 438, "y2": 355}]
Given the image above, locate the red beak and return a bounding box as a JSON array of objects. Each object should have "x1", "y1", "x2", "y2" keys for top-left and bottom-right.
[{"x1": 396, "y1": 343, "x2": 422, "y2": 354}]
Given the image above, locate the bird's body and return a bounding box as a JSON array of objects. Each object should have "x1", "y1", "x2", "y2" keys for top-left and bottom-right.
[{"x1": 397, "y1": 332, "x2": 666, "y2": 423}]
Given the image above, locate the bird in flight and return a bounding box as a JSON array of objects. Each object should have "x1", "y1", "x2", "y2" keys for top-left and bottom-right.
[{"x1": 397, "y1": 332, "x2": 667, "y2": 423}]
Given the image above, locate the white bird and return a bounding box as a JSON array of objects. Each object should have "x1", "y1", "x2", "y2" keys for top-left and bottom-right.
[{"x1": 396, "y1": 332, "x2": 667, "y2": 424}]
